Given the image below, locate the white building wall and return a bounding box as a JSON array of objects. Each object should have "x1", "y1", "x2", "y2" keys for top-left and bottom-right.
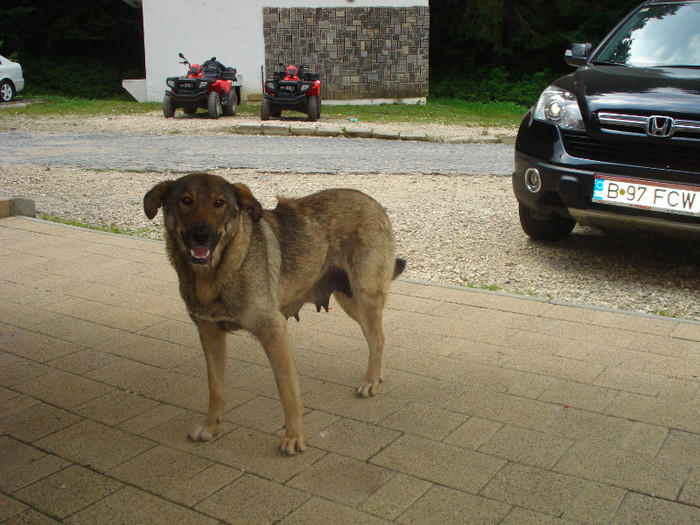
[{"x1": 127, "y1": 0, "x2": 428, "y2": 103}]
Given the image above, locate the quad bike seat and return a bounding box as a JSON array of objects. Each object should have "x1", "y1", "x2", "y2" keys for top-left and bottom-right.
[{"x1": 221, "y1": 67, "x2": 237, "y2": 81}]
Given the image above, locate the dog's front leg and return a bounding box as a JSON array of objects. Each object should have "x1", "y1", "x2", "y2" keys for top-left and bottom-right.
[
  {"x1": 189, "y1": 319, "x2": 227, "y2": 442},
  {"x1": 257, "y1": 318, "x2": 306, "y2": 456}
]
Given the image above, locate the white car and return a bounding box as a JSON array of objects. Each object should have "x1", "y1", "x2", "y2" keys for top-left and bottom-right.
[{"x1": 0, "y1": 54, "x2": 24, "y2": 102}]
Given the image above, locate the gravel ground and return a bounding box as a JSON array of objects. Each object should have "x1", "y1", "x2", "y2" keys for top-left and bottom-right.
[{"x1": 2, "y1": 111, "x2": 700, "y2": 321}]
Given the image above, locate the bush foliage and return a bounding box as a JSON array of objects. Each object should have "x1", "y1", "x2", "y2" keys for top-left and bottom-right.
[{"x1": 2, "y1": 0, "x2": 642, "y2": 104}]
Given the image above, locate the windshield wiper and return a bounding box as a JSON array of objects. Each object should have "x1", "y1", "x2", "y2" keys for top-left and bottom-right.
[{"x1": 590, "y1": 60, "x2": 628, "y2": 66}]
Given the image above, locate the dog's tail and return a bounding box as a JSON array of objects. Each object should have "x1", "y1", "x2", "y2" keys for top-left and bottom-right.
[{"x1": 393, "y1": 258, "x2": 407, "y2": 280}]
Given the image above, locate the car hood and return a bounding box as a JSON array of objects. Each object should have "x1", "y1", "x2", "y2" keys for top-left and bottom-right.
[{"x1": 557, "y1": 65, "x2": 700, "y2": 119}]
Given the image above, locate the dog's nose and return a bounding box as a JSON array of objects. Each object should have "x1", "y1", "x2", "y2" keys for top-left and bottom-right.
[{"x1": 190, "y1": 225, "x2": 213, "y2": 246}]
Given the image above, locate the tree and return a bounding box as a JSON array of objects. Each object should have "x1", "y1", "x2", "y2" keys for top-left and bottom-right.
[
  {"x1": 429, "y1": 0, "x2": 641, "y2": 103},
  {"x1": 0, "y1": 0, "x2": 144, "y2": 97}
]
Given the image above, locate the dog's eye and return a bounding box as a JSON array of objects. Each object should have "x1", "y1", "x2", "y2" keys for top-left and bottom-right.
[
  {"x1": 181, "y1": 196, "x2": 193, "y2": 206},
  {"x1": 214, "y1": 199, "x2": 226, "y2": 208}
]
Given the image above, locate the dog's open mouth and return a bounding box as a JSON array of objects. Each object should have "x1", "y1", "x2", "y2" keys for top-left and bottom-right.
[{"x1": 189, "y1": 246, "x2": 213, "y2": 265}]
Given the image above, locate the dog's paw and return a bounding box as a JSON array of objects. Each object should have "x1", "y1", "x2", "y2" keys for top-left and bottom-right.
[
  {"x1": 355, "y1": 381, "x2": 380, "y2": 398},
  {"x1": 188, "y1": 423, "x2": 217, "y2": 442},
  {"x1": 278, "y1": 434, "x2": 306, "y2": 456}
]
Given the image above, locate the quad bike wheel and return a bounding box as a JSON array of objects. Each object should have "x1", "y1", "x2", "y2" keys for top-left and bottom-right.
[
  {"x1": 222, "y1": 91, "x2": 237, "y2": 116},
  {"x1": 163, "y1": 94, "x2": 175, "y2": 118},
  {"x1": 316, "y1": 95, "x2": 322, "y2": 119},
  {"x1": 208, "y1": 91, "x2": 221, "y2": 119},
  {"x1": 261, "y1": 97, "x2": 271, "y2": 121},
  {"x1": 307, "y1": 95, "x2": 318, "y2": 122}
]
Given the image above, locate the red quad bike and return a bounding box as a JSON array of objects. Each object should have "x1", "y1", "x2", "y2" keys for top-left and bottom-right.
[
  {"x1": 261, "y1": 63, "x2": 321, "y2": 122},
  {"x1": 163, "y1": 53, "x2": 241, "y2": 119}
]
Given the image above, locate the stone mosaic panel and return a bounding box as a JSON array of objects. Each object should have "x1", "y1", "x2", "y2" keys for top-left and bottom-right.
[{"x1": 263, "y1": 6, "x2": 429, "y2": 100}]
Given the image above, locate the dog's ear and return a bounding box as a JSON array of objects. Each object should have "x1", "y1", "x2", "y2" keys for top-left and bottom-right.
[
  {"x1": 233, "y1": 183, "x2": 262, "y2": 222},
  {"x1": 144, "y1": 181, "x2": 172, "y2": 220}
]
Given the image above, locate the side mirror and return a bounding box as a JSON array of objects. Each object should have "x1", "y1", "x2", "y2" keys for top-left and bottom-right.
[{"x1": 565, "y1": 43, "x2": 592, "y2": 67}]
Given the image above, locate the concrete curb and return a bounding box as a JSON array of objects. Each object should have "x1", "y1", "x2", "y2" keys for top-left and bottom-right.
[
  {"x1": 233, "y1": 122, "x2": 515, "y2": 144},
  {"x1": 0, "y1": 197, "x2": 36, "y2": 218}
]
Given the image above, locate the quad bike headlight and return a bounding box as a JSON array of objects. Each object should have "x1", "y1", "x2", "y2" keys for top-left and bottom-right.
[
  {"x1": 198, "y1": 80, "x2": 209, "y2": 89},
  {"x1": 265, "y1": 82, "x2": 275, "y2": 91},
  {"x1": 167, "y1": 79, "x2": 175, "y2": 88},
  {"x1": 533, "y1": 86, "x2": 584, "y2": 130},
  {"x1": 300, "y1": 84, "x2": 310, "y2": 92}
]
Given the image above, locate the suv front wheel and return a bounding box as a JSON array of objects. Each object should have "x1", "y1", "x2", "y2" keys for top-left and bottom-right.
[{"x1": 518, "y1": 203, "x2": 576, "y2": 241}]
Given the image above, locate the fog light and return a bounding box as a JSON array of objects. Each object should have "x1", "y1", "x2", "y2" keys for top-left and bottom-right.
[{"x1": 525, "y1": 168, "x2": 542, "y2": 193}]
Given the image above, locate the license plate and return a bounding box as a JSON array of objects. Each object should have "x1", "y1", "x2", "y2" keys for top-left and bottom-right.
[{"x1": 592, "y1": 175, "x2": 700, "y2": 217}]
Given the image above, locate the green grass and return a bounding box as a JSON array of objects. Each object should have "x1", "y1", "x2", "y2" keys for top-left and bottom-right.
[
  {"x1": 7, "y1": 94, "x2": 526, "y2": 127},
  {"x1": 39, "y1": 213, "x2": 159, "y2": 238},
  {"x1": 318, "y1": 99, "x2": 526, "y2": 127}
]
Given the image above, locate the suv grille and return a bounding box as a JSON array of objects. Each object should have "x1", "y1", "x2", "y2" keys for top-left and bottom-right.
[
  {"x1": 598, "y1": 112, "x2": 700, "y2": 140},
  {"x1": 562, "y1": 116, "x2": 700, "y2": 172}
]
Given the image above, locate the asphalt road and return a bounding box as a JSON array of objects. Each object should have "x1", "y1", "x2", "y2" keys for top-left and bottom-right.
[{"x1": 2, "y1": 131, "x2": 514, "y2": 175}]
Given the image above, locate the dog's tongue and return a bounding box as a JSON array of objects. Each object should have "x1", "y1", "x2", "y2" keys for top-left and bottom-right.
[{"x1": 191, "y1": 247, "x2": 211, "y2": 259}]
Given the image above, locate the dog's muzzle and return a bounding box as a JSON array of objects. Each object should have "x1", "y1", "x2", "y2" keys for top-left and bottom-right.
[{"x1": 183, "y1": 225, "x2": 220, "y2": 265}]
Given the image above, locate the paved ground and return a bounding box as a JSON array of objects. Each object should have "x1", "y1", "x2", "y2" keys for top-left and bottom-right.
[
  {"x1": 0, "y1": 131, "x2": 513, "y2": 175},
  {"x1": 1, "y1": 216, "x2": 699, "y2": 524}
]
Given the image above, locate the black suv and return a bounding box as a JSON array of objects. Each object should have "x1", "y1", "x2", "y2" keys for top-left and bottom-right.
[{"x1": 513, "y1": 0, "x2": 700, "y2": 241}]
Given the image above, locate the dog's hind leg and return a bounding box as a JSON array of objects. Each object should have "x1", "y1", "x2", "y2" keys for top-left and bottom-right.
[
  {"x1": 333, "y1": 289, "x2": 388, "y2": 398},
  {"x1": 189, "y1": 320, "x2": 227, "y2": 442}
]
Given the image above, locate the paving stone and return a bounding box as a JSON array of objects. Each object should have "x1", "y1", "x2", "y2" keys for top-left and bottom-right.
[
  {"x1": 164, "y1": 463, "x2": 244, "y2": 508},
  {"x1": 107, "y1": 444, "x2": 212, "y2": 494},
  {"x1": 359, "y1": 473, "x2": 432, "y2": 520},
  {"x1": 12, "y1": 465, "x2": 122, "y2": 520},
  {"x1": 278, "y1": 496, "x2": 390, "y2": 524},
  {"x1": 397, "y1": 485, "x2": 511, "y2": 524},
  {"x1": 13, "y1": 369, "x2": 114, "y2": 410},
  {"x1": 196, "y1": 474, "x2": 308, "y2": 523},
  {"x1": 554, "y1": 441, "x2": 690, "y2": 500},
  {"x1": 0, "y1": 493, "x2": 27, "y2": 522},
  {"x1": 481, "y1": 463, "x2": 584, "y2": 517},
  {"x1": 35, "y1": 419, "x2": 155, "y2": 472},
  {"x1": 308, "y1": 417, "x2": 400, "y2": 460},
  {"x1": 378, "y1": 401, "x2": 466, "y2": 441},
  {"x1": 75, "y1": 390, "x2": 160, "y2": 426},
  {"x1": 65, "y1": 486, "x2": 218, "y2": 525},
  {"x1": 562, "y1": 481, "x2": 627, "y2": 524},
  {"x1": 288, "y1": 453, "x2": 394, "y2": 507},
  {"x1": 478, "y1": 425, "x2": 573, "y2": 469},
  {"x1": 612, "y1": 492, "x2": 700, "y2": 524},
  {"x1": 443, "y1": 417, "x2": 503, "y2": 450},
  {"x1": 371, "y1": 434, "x2": 505, "y2": 493}
]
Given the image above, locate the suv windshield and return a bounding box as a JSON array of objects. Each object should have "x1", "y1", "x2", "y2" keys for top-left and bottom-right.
[{"x1": 593, "y1": 2, "x2": 700, "y2": 67}]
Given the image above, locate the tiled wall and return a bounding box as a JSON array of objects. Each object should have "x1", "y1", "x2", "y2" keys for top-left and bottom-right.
[{"x1": 263, "y1": 6, "x2": 429, "y2": 100}]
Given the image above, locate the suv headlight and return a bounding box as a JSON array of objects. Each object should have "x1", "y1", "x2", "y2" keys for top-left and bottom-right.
[{"x1": 533, "y1": 86, "x2": 584, "y2": 130}]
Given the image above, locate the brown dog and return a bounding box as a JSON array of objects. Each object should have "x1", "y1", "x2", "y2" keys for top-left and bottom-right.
[{"x1": 144, "y1": 173, "x2": 405, "y2": 455}]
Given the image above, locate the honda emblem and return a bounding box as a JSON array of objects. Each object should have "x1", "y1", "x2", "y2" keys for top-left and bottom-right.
[{"x1": 647, "y1": 116, "x2": 674, "y2": 138}]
